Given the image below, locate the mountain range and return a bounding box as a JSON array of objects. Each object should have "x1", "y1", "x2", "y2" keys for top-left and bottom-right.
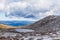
[{"x1": 0, "y1": 21, "x2": 34, "y2": 26}]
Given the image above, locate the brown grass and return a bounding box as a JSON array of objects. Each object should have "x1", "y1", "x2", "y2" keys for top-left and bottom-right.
[{"x1": 0, "y1": 24, "x2": 18, "y2": 29}]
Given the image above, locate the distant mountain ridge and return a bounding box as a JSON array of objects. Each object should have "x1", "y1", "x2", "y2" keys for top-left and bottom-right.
[
  {"x1": 0, "y1": 21, "x2": 34, "y2": 26},
  {"x1": 22, "y1": 15, "x2": 60, "y2": 32}
]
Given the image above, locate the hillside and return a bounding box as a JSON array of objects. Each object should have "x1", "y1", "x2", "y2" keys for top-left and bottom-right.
[
  {"x1": 0, "y1": 24, "x2": 17, "y2": 29},
  {"x1": 21, "y1": 15, "x2": 60, "y2": 32}
]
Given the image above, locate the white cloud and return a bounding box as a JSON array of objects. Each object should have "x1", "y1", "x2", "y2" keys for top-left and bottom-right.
[
  {"x1": 6, "y1": 0, "x2": 54, "y2": 17},
  {"x1": 0, "y1": 0, "x2": 60, "y2": 21},
  {"x1": 9, "y1": 2, "x2": 27, "y2": 8},
  {"x1": 0, "y1": 0, "x2": 6, "y2": 10},
  {"x1": 31, "y1": 0, "x2": 54, "y2": 10},
  {"x1": 0, "y1": 3, "x2": 5, "y2": 10},
  {"x1": 0, "y1": 17, "x2": 36, "y2": 21},
  {"x1": 5, "y1": 1, "x2": 29, "y2": 15}
]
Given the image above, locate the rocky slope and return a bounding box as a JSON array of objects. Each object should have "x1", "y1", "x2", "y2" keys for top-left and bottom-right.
[{"x1": 22, "y1": 15, "x2": 60, "y2": 32}]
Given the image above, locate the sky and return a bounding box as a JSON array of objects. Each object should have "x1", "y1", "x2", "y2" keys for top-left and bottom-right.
[{"x1": 0, "y1": 0, "x2": 60, "y2": 21}]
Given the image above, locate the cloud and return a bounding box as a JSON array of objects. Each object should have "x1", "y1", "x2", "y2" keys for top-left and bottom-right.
[
  {"x1": 6, "y1": 0, "x2": 54, "y2": 17},
  {"x1": 0, "y1": 0, "x2": 6, "y2": 10},
  {"x1": 5, "y1": 1, "x2": 28, "y2": 15},
  {"x1": 0, "y1": 0, "x2": 60, "y2": 21},
  {"x1": 0, "y1": 3, "x2": 5, "y2": 10},
  {"x1": 0, "y1": 17, "x2": 36, "y2": 21}
]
